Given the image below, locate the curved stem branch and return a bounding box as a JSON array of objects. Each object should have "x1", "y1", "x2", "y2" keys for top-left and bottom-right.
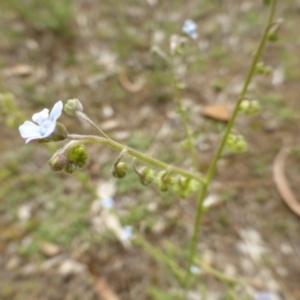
[
  {"x1": 75, "y1": 111, "x2": 110, "y2": 139},
  {"x1": 66, "y1": 134, "x2": 206, "y2": 183},
  {"x1": 171, "y1": 62, "x2": 198, "y2": 170}
]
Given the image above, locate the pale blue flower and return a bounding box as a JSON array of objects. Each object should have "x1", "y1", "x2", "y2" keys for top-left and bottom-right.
[
  {"x1": 101, "y1": 197, "x2": 115, "y2": 209},
  {"x1": 19, "y1": 101, "x2": 63, "y2": 143},
  {"x1": 120, "y1": 225, "x2": 133, "y2": 241},
  {"x1": 190, "y1": 265, "x2": 201, "y2": 274},
  {"x1": 254, "y1": 292, "x2": 274, "y2": 300},
  {"x1": 182, "y1": 19, "x2": 198, "y2": 39}
]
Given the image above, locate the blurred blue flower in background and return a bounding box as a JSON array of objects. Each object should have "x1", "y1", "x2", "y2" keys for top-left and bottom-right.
[
  {"x1": 19, "y1": 101, "x2": 63, "y2": 143},
  {"x1": 254, "y1": 292, "x2": 275, "y2": 300},
  {"x1": 121, "y1": 225, "x2": 133, "y2": 241},
  {"x1": 182, "y1": 19, "x2": 198, "y2": 39},
  {"x1": 190, "y1": 265, "x2": 201, "y2": 274},
  {"x1": 101, "y1": 197, "x2": 115, "y2": 209}
]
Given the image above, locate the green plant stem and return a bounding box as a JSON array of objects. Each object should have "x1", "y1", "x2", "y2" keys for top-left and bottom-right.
[
  {"x1": 196, "y1": 260, "x2": 248, "y2": 287},
  {"x1": 75, "y1": 111, "x2": 110, "y2": 139},
  {"x1": 134, "y1": 236, "x2": 186, "y2": 285},
  {"x1": 184, "y1": 0, "x2": 277, "y2": 288},
  {"x1": 66, "y1": 134, "x2": 206, "y2": 183},
  {"x1": 171, "y1": 66, "x2": 198, "y2": 171},
  {"x1": 185, "y1": 185, "x2": 207, "y2": 286}
]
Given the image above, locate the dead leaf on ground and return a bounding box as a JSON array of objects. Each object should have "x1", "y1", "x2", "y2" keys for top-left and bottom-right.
[
  {"x1": 58, "y1": 259, "x2": 86, "y2": 275},
  {"x1": 2, "y1": 64, "x2": 33, "y2": 77},
  {"x1": 273, "y1": 146, "x2": 300, "y2": 217},
  {"x1": 39, "y1": 242, "x2": 61, "y2": 257},
  {"x1": 202, "y1": 103, "x2": 231, "y2": 122},
  {"x1": 117, "y1": 68, "x2": 145, "y2": 93},
  {"x1": 94, "y1": 277, "x2": 120, "y2": 300}
]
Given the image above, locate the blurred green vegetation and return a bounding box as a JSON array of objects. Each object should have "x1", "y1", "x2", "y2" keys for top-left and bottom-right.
[{"x1": 0, "y1": 0, "x2": 75, "y2": 37}]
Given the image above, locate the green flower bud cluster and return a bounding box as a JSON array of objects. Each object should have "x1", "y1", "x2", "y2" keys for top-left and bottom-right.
[
  {"x1": 64, "y1": 162, "x2": 77, "y2": 174},
  {"x1": 255, "y1": 62, "x2": 271, "y2": 75},
  {"x1": 67, "y1": 144, "x2": 88, "y2": 168},
  {"x1": 112, "y1": 162, "x2": 128, "y2": 178},
  {"x1": 64, "y1": 99, "x2": 83, "y2": 117},
  {"x1": 239, "y1": 99, "x2": 260, "y2": 115},
  {"x1": 48, "y1": 143, "x2": 88, "y2": 173},
  {"x1": 226, "y1": 133, "x2": 248, "y2": 152}
]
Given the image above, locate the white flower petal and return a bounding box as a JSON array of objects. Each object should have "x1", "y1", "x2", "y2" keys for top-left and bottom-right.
[
  {"x1": 25, "y1": 136, "x2": 42, "y2": 144},
  {"x1": 42, "y1": 121, "x2": 56, "y2": 138},
  {"x1": 49, "y1": 101, "x2": 63, "y2": 122},
  {"x1": 19, "y1": 121, "x2": 41, "y2": 138},
  {"x1": 32, "y1": 109, "x2": 49, "y2": 125}
]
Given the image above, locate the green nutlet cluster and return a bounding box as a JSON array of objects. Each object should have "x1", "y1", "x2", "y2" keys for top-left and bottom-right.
[
  {"x1": 172, "y1": 177, "x2": 200, "y2": 198},
  {"x1": 138, "y1": 166, "x2": 155, "y2": 186},
  {"x1": 239, "y1": 100, "x2": 260, "y2": 115},
  {"x1": 255, "y1": 62, "x2": 271, "y2": 75},
  {"x1": 155, "y1": 170, "x2": 175, "y2": 192},
  {"x1": 112, "y1": 162, "x2": 128, "y2": 178},
  {"x1": 226, "y1": 133, "x2": 248, "y2": 152},
  {"x1": 64, "y1": 99, "x2": 83, "y2": 117}
]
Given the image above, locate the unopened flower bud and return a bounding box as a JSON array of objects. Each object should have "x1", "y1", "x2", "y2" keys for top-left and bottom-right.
[
  {"x1": 239, "y1": 99, "x2": 260, "y2": 115},
  {"x1": 64, "y1": 99, "x2": 83, "y2": 117},
  {"x1": 48, "y1": 150, "x2": 67, "y2": 171},
  {"x1": 112, "y1": 162, "x2": 128, "y2": 178},
  {"x1": 267, "y1": 30, "x2": 278, "y2": 42},
  {"x1": 138, "y1": 166, "x2": 155, "y2": 186},
  {"x1": 64, "y1": 162, "x2": 77, "y2": 174},
  {"x1": 67, "y1": 144, "x2": 88, "y2": 168}
]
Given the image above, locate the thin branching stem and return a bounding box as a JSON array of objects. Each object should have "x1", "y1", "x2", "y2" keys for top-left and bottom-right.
[
  {"x1": 184, "y1": 0, "x2": 277, "y2": 288},
  {"x1": 171, "y1": 62, "x2": 199, "y2": 171},
  {"x1": 75, "y1": 111, "x2": 110, "y2": 139}
]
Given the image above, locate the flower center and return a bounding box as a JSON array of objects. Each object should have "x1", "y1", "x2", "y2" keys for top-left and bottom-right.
[{"x1": 39, "y1": 119, "x2": 52, "y2": 135}]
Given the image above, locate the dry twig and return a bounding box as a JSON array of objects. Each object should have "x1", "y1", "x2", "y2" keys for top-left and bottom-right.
[{"x1": 273, "y1": 146, "x2": 300, "y2": 217}]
